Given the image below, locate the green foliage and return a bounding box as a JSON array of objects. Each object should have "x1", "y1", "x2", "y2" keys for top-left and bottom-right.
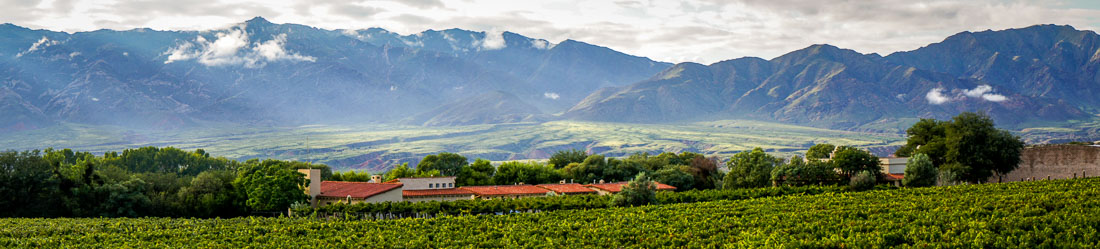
[
  {"x1": 771, "y1": 156, "x2": 841, "y2": 186},
  {"x1": 383, "y1": 163, "x2": 416, "y2": 182},
  {"x1": 831, "y1": 146, "x2": 881, "y2": 179},
  {"x1": 652, "y1": 165, "x2": 694, "y2": 191},
  {"x1": 0, "y1": 150, "x2": 59, "y2": 217},
  {"x1": 178, "y1": 170, "x2": 244, "y2": 217},
  {"x1": 685, "y1": 155, "x2": 721, "y2": 190},
  {"x1": 548, "y1": 149, "x2": 588, "y2": 169},
  {"x1": 805, "y1": 144, "x2": 836, "y2": 160},
  {"x1": 492, "y1": 161, "x2": 561, "y2": 185},
  {"x1": 97, "y1": 146, "x2": 241, "y2": 176},
  {"x1": 610, "y1": 173, "x2": 658, "y2": 207},
  {"x1": 416, "y1": 152, "x2": 467, "y2": 176},
  {"x1": 456, "y1": 159, "x2": 495, "y2": 186},
  {"x1": 233, "y1": 160, "x2": 309, "y2": 212},
  {"x1": 849, "y1": 171, "x2": 876, "y2": 191},
  {"x1": 330, "y1": 170, "x2": 373, "y2": 182},
  {"x1": 723, "y1": 148, "x2": 779, "y2": 189},
  {"x1": 897, "y1": 112, "x2": 1026, "y2": 183},
  {"x1": 903, "y1": 153, "x2": 937, "y2": 187}
]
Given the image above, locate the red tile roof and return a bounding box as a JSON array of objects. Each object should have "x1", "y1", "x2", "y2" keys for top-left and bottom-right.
[
  {"x1": 884, "y1": 173, "x2": 905, "y2": 181},
  {"x1": 403, "y1": 188, "x2": 475, "y2": 197},
  {"x1": 460, "y1": 185, "x2": 551, "y2": 196},
  {"x1": 382, "y1": 179, "x2": 401, "y2": 184},
  {"x1": 536, "y1": 183, "x2": 598, "y2": 194},
  {"x1": 586, "y1": 182, "x2": 677, "y2": 193},
  {"x1": 319, "y1": 181, "x2": 402, "y2": 199}
]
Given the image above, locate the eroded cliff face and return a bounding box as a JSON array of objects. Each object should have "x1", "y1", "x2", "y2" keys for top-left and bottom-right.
[{"x1": 995, "y1": 144, "x2": 1100, "y2": 182}]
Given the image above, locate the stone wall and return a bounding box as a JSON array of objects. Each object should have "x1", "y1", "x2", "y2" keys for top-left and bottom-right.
[{"x1": 993, "y1": 145, "x2": 1100, "y2": 182}]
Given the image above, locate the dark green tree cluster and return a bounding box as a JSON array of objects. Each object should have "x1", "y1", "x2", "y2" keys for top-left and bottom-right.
[
  {"x1": 330, "y1": 170, "x2": 373, "y2": 182},
  {"x1": 0, "y1": 146, "x2": 324, "y2": 218},
  {"x1": 610, "y1": 172, "x2": 657, "y2": 207},
  {"x1": 402, "y1": 151, "x2": 722, "y2": 191},
  {"x1": 895, "y1": 112, "x2": 1025, "y2": 183}
]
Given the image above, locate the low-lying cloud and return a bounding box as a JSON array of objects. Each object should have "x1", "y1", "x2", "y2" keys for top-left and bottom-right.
[
  {"x1": 164, "y1": 24, "x2": 315, "y2": 68},
  {"x1": 926, "y1": 84, "x2": 1008, "y2": 105},
  {"x1": 543, "y1": 92, "x2": 560, "y2": 100},
  {"x1": 16, "y1": 37, "x2": 60, "y2": 57}
]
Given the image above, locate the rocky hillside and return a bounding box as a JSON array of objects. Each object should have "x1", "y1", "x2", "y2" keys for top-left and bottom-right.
[{"x1": 566, "y1": 25, "x2": 1098, "y2": 130}]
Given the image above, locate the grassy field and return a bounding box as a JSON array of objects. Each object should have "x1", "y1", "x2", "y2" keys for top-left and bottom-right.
[
  {"x1": 0, "y1": 120, "x2": 906, "y2": 171},
  {"x1": 2, "y1": 178, "x2": 1097, "y2": 248}
]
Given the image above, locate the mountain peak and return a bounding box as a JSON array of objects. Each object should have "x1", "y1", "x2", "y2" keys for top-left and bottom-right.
[{"x1": 245, "y1": 16, "x2": 273, "y2": 26}]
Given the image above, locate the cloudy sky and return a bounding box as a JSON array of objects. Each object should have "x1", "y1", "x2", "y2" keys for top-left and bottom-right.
[{"x1": 3, "y1": 0, "x2": 1099, "y2": 63}]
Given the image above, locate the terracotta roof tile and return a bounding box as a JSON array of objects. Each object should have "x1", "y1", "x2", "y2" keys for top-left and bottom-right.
[
  {"x1": 403, "y1": 188, "x2": 475, "y2": 197},
  {"x1": 460, "y1": 185, "x2": 551, "y2": 196},
  {"x1": 884, "y1": 173, "x2": 905, "y2": 181},
  {"x1": 586, "y1": 181, "x2": 677, "y2": 193},
  {"x1": 536, "y1": 183, "x2": 598, "y2": 194},
  {"x1": 319, "y1": 181, "x2": 402, "y2": 198}
]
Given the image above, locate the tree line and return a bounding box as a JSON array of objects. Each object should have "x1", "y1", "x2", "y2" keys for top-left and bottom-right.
[{"x1": 0, "y1": 112, "x2": 1023, "y2": 218}]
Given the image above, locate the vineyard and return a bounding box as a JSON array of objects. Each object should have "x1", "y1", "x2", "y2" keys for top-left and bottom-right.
[{"x1": 3, "y1": 178, "x2": 1098, "y2": 248}]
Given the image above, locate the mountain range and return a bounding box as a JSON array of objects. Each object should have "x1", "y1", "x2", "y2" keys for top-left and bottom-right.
[{"x1": 2, "y1": 18, "x2": 1099, "y2": 134}]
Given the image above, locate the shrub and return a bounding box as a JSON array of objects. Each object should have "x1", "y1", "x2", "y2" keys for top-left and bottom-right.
[
  {"x1": 849, "y1": 171, "x2": 876, "y2": 191},
  {"x1": 903, "y1": 153, "x2": 937, "y2": 187}
]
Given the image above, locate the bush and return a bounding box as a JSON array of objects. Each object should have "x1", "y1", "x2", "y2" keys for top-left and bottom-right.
[
  {"x1": 849, "y1": 171, "x2": 876, "y2": 191},
  {"x1": 903, "y1": 153, "x2": 937, "y2": 187}
]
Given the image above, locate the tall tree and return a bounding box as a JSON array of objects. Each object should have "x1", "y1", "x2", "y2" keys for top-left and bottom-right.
[
  {"x1": 417, "y1": 153, "x2": 468, "y2": 176},
  {"x1": 457, "y1": 159, "x2": 496, "y2": 186},
  {"x1": 895, "y1": 112, "x2": 1025, "y2": 183},
  {"x1": 0, "y1": 150, "x2": 59, "y2": 217},
  {"x1": 548, "y1": 149, "x2": 588, "y2": 169},
  {"x1": 903, "y1": 153, "x2": 937, "y2": 187},
  {"x1": 831, "y1": 147, "x2": 881, "y2": 179},
  {"x1": 805, "y1": 144, "x2": 836, "y2": 160},
  {"x1": 723, "y1": 148, "x2": 780, "y2": 189},
  {"x1": 233, "y1": 160, "x2": 308, "y2": 212}
]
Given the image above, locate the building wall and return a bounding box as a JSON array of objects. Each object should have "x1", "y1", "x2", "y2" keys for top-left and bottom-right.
[
  {"x1": 405, "y1": 195, "x2": 475, "y2": 203},
  {"x1": 478, "y1": 194, "x2": 546, "y2": 200},
  {"x1": 399, "y1": 177, "x2": 457, "y2": 190},
  {"x1": 316, "y1": 188, "x2": 404, "y2": 206},
  {"x1": 994, "y1": 145, "x2": 1100, "y2": 182},
  {"x1": 879, "y1": 158, "x2": 908, "y2": 174}
]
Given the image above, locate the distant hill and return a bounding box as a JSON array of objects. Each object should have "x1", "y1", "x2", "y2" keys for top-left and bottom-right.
[
  {"x1": 566, "y1": 25, "x2": 1098, "y2": 130},
  {"x1": 0, "y1": 17, "x2": 669, "y2": 130},
  {"x1": 403, "y1": 91, "x2": 545, "y2": 126}
]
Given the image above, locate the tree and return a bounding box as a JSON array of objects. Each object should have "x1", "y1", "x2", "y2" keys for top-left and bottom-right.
[
  {"x1": 0, "y1": 150, "x2": 59, "y2": 217},
  {"x1": 723, "y1": 148, "x2": 779, "y2": 189},
  {"x1": 417, "y1": 153, "x2": 467, "y2": 176},
  {"x1": 331, "y1": 170, "x2": 373, "y2": 182},
  {"x1": 903, "y1": 153, "x2": 937, "y2": 187},
  {"x1": 492, "y1": 161, "x2": 561, "y2": 185},
  {"x1": 771, "y1": 155, "x2": 840, "y2": 186},
  {"x1": 898, "y1": 112, "x2": 1025, "y2": 183},
  {"x1": 652, "y1": 165, "x2": 693, "y2": 190},
  {"x1": 805, "y1": 144, "x2": 836, "y2": 160},
  {"x1": 832, "y1": 146, "x2": 881, "y2": 180},
  {"x1": 610, "y1": 172, "x2": 657, "y2": 207},
  {"x1": 179, "y1": 170, "x2": 243, "y2": 217},
  {"x1": 686, "y1": 155, "x2": 721, "y2": 190},
  {"x1": 564, "y1": 154, "x2": 608, "y2": 184},
  {"x1": 457, "y1": 159, "x2": 496, "y2": 186},
  {"x1": 548, "y1": 149, "x2": 588, "y2": 169},
  {"x1": 383, "y1": 163, "x2": 417, "y2": 181},
  {"x1": 233, "y1": 160, "x2": 309, "y2": 212}
]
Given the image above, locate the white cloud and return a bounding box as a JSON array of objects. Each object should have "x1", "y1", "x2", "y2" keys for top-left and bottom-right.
[
  {"x1": 163, "y1": 24, "x2": 315, "y2": 67},
  {"x1": 926, "y1": 88, "x2": 950, "y2": 105},
  {"x1": 16, "y1": 36, "x2": 60, "y2": 57},
  {"x1": 479, "y1": 30, "x2": 506, "y2": 50},
  {"x1": 926, "y1": 84, "x2": 1009, "y2": 104},
  {"x1": 543, "y1": 92, "x2": 560, "y2": 100},
  {"x1": 962, "y1": 84, "x2": 993, "y2": 97},
  {"x1": 531, "y1": 39, "x2": 553, "y2": 50},
  {"x1": 982, "y1": 93, "x2": 1007, "y2": 102}
]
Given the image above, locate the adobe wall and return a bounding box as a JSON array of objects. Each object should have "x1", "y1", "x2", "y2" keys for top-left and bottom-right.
[{"x1": 994, "y1": 145, "x2": 1100, "y2": 182}]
